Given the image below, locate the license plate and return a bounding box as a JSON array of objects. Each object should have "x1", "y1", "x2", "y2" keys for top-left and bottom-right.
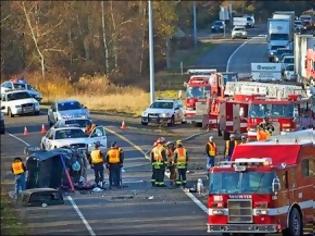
[{"x1": 23, "y1": 107, "x2": 33, "y2": 113}]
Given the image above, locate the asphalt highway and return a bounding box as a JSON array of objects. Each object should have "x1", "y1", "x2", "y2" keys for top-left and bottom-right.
[{"x1": 1, "y1": 113, "x2": 217, "y2": 235}]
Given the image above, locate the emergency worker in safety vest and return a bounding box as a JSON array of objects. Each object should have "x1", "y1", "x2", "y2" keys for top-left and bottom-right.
[
  {"x1": 106, "y1": 142, "x2": 124, "y2": 188},
  {"x1": 90, "y1": 141, "x2": 105, "y2": 187},
  {"x1": 205, "y1": 136, "x2": 217, "y2": 169},
  {"x1": 240, "y1": 135, "x2": 247, "y2": 144},
  {"x1": 11, "y1": 157, "x2": 27, "y2": 198},
  {"x1": 174, "y1": 140, "x2": 188, "y2": 187},
  {"x1": 150, "y1": 137, "x2": 167, "y2": 187},
  {"x1": 224, "y1": 134, "x2": 238, "y2": 161},
  {"x1": 166, "y1": 141, "x2": 176, "y2": 186},
  {"x1": 257, "y1": 125, "x2": 270, "y2": 141}
]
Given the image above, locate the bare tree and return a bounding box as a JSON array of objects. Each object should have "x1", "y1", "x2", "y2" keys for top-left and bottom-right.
[{"x1": 101, "y1": 1, "x2": 109, "y2": 73}]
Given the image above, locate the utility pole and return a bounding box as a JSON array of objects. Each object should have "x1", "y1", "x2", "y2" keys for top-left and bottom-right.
[
  {"x1": 148, "y1": 0, "x2": 155, "y2": 104},
  {"x1": 193, "y1": 1, "x2": 197, "y2": 47}
]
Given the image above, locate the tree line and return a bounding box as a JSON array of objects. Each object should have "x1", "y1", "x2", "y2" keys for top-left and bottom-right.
[{"x1": 1, "y1": 1, "x2": 313, "y2": 86}]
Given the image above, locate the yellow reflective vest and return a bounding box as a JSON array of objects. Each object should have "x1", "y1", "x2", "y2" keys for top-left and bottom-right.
[
  {"x1": 91, "y1": 149, "x2": 103, "y2": 164},
  {"x1": 12, "y1": 161, "x2": 25, "y2": 175},
  {"x1": 208, "y1": 142, "x2": 217, "y2": 156},
  {"x1": 107, "y1": 148, "x2": 120, "y2": 164}
]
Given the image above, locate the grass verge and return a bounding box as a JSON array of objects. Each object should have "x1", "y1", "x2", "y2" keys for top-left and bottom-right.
[{"x1": 1, "y1": 194, "x2": 25, "y2": 235}]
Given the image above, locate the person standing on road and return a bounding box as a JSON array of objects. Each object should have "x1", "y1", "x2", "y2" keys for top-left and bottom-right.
[
  {"x1": 205, "y1": 136, "x2": 217, "y2": 169},
  {"x1": 106, "y1": 142, "x2": 124, "y2": 189},
  {"x1": 151, "y1": 137, "x2": 167, "y2": 187},
  {"x1": 224, "y1": 134, "x2": 238, "y2": 161},
  {"x1": 166, "y1": 141, "x2": 176, "y2": 186},
  {"x1": 11, "y1": 157, "x2": 27, "y2": 198},
  {"x1": 174, "y1": 140, "x2": 188, "y2": 187},
  {"x1": 90, "y1": 141, "x2": 105, "y2": 188}
]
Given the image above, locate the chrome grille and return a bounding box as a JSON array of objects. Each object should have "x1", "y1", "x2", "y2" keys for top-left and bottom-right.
[
  {"x1": 22, "y1": 103, "x2": 34, "y2": 108},
  {"x1": 228, "y1": 199, "x2": 253, "y2": 223}
]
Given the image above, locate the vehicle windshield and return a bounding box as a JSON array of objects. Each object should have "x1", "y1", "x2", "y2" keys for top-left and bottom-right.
[
  {"x1": 214, "y1": 21, "x2": 223, "y2": 26},
  {"x1": 209, "y1": 171, "x2": 275, "y2": 194},
  {"x1": 64, "y1": 119, "x2": 91, "y2": 128},
  {"x1": 55, "y1": 129, "x2": 87, "y2": 139},
  {"x1": 276, "y1": 50, "x2": 292, "y2": 57},
  {"x1": 186, "y1": 86, "x2": 210, "y2": 98},
  {"x1": 58, "y1": 101, "x2": 82, "y2": 111},
  {"x1": 7, "y1": 92, "x2": 31, "y2": 101},
  {"x1": 249, "y1": 104, "x2": 294, "y2": 118},
  {"x1": 270, "y1": 34, "x2": 289, "y2": 41},
  {"x1": 150, "y1": 101, "x2": 173, "y2": 109},
  {"x1": 13, "y1": 83, "x2": 26, "y2": 90},
  {"x1": 234, "y1": 27, "x2": 245, "y2": 31}
]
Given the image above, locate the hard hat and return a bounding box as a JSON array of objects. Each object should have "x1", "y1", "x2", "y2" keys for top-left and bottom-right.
[
  {"x1": 230, "y1": 134, "x2": 235, "y2": 139},
  {"x1": 241, "y1": 135, "x2": 246, "y2": 140},
  {"x1": 176, "y1": 140, "x2": 182, "y2": 146},
  {"x1": 111, "y1": 141, "x2": 117, "y2": 147},
  {"x1": 94, "y1": 141, "x2": 101, "y2": 148},
  {"x1": 209, "y1": 136, "x2": 214, "y2": 141},
  {"x1": 159, "y1": 137, "x2": 166, "y2": 144},
  {"x1": 166, "y1": 141, "x2": 173, "y2": 146}
]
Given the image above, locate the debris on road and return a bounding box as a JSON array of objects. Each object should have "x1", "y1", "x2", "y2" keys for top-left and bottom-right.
[
  {"x1": 92, "y1": 187, "x2": 103, "y2": 192},
  {"x1": 148, "y1": 196, "x2": 154, "y2": 200}
]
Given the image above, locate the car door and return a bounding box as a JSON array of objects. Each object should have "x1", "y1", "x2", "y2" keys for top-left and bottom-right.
[
  {"x1": 1, "y1": 94, "x2": 8, "y2": 114},
  {"x1": 43, "y1": 130, "x2": 54, "y2": 150},
  {"x1": 89, "y1": 126, "x2": 107, "y2": 149},
  {"x1": 174, "y1": 101, "x2": 184, "y2": 122}
]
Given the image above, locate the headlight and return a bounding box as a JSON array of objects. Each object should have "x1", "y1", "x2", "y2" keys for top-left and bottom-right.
[
  {"x1": 211, "y1": 26, "x2": 215, "y2": 29},
  {"x1": 253, "y1": 209, "x2": 269, "y2": 216},
  {"x1": 142, "y1": 111, "x2": 148, "y2": 117},
  {"x1": 220, "y1": 26, "x2": 223, "y2": 29},
  {"x1": 15, "y1": 105, "x2": 21, "y2": 108},
  {"x1": 161, "y1": 113, "x2": 170, "y2": 118}
]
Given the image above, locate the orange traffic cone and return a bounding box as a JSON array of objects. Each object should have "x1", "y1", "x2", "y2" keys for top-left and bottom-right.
[
  {"x1": 120, "y1": 120, "x2": 127, "y2": 130},
  {"x1": 23, "y1": 126, "x2": 29, "y2": 136},
  {"x1": 40, "y1": 124, "x2": 47, "y2": 134}
]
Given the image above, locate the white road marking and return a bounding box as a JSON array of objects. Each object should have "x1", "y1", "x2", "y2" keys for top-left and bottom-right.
[
  {"x1": 106, "y1": 127, "x2": 209, "y2": 215},
  {"x1": 226, "y1": 36, "x2": 259, "y2": 72},
  {"x1": 67, "y1": 196, "x2": 96, "y2": 236},
  {"x1": 7, "y1": 132, "x2": 96, "y2": 236},
  {"x1": 8, "y1": 133, "x2": 31, "y2": 147}
]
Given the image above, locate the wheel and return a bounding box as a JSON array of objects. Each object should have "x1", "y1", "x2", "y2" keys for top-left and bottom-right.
[
  {"x1": 8, "y1": 108, "x2": 14, "y2": 117},
  {"x1": 168, "y1": 116, "x2": 175, "y2": 127},
  {"x1": 285, "y1": 207, "x2": 303, "y2": 236},
  {"x1": 141, "y1": 121, "x2": 148, "y2": 126}
]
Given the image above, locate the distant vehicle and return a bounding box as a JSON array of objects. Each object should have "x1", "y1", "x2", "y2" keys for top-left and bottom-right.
[
  {"x1": 273, "y1": 48, "x2": 293, "y2": 62},
  {"x1": 268, "y1": 45, "x2": 286, "y2": 62},
  {"x1": 48, "y1": 99, "x2": 90, "y2": 127},
  {"x1": 141, "y1": 99, "x2": 185, "y2": 126},
  {"x1": 1, "y1": 80, "x2": 42, "y2": 102},
  {"x1": 53, "y1": 118, "x2": 93, "y2": 132},
  {"x1": 231, "y1": 26, "x2": 247, "y2": 39},
  {"x1": 281, "y1": 55, "x2": 294, "y2": 70},
  {"x1": 282, "y1": 64, "x2": 297, "y2": 81},
  {"x1": 1, "y1": 90, "x2": 40, "y2": 117},
  {"x1": 294, "y1": 20, "x2": 304, "y2": 32},
  {"x1": 40, "y1": 126, "x2": 107, "y2": 153},
  {"x1": 211, "y1": 20, "x2": 225, "y2": 33},
  {"x1": 300, "y1": 14, "x2": 313, "y2": 30},
  {"x1": 233, "y1": 15, "x2": 255, "y2": 28},
  {"x1": 17, "y1": 188, "x2": 64, "y2": 207},
  {"x1": 0, "y1": 112, "x2": 4, "y2": 134}
]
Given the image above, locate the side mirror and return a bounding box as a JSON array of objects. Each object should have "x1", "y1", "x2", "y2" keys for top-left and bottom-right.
[{"x1": 272, "y1": 177, "x2": 281, "y2": 195}]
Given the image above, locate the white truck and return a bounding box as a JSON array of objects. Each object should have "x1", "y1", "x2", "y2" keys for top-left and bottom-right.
[
  {"x1": 268, "y1": 11, "x2": 295, "y2": 61},
  {"x1": 251, "y1": 63, "x2": 282, "y2": 82},
  {"x1": 233, "y1": 15, "x2": 254, "y2": 27}
]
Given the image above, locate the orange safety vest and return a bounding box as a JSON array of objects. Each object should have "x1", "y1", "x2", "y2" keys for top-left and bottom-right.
[
  {"x1": 152, "y1": 145, "x2": 164, "y2": 162},
  {"x1": 208, "y1": 142, "x2": 217, "y2": 156},
  {"x1": 107, "y1": 148, "x2": 120, "y2": 164},
  {"x1": 91, "y1": 149, "x2": 103, "y2": 164},
  {"x1": 257, "y1": 129, "x2": 269, "y2": 141},
  {"x1": 12, "y1": 161, "x2": 24, "y2": 175},
  {"x1": 225, "y1": 140, "x2": 238, "y2": 156},
  {"x1": 175, "y1": 147, "x2": 187, "y2": 164}
]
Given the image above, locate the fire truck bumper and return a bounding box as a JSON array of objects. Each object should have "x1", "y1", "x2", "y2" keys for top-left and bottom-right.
[{"x1": 207, "y1": 224, "x2": 279, "y2": 234}]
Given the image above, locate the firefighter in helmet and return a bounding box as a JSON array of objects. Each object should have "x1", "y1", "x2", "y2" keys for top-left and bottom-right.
[
  {"x1": 224, "y1": 134, "x2": 238, "y2": 161},
  {"x1": 11, "y1": 157, "x2": 27, "y2": 198},
  {"x1": 166, "y1": 141, "x2": 176, "y2": 186},
  {"x1": 174, "y1": 140, "x2": 188, "y2": 187},
  {"x1": 150, "y1": 137, "x2": 167, "y2": 187}
]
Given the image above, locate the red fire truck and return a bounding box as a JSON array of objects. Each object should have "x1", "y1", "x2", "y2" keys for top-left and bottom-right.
[
  {"x1": 206, "y1": 81, "x2": 312, "y2": 138},
  {"x1": 305, "y1": 48, "x2": 315, "y2": 85},
  {"x1": 207, "y1": 129, "x2": 315, "y2": 235},
  {"x1": 184, "y1": 69, "x2": 238, "y2": 124}
]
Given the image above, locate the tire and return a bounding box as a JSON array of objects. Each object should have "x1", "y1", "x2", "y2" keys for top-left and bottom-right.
[
  {"x1": 285, "y1": 207, "x2": 303, "y2": 236},
  {"x1": 8, "y1": 108, "x2": 14, "y2": 117},
  {"x1": 141, "y1": 121, "x2": 148, "y2": 126},
  {"x1": 168, "y1": 116, "x2": 175, "y2": 127}
]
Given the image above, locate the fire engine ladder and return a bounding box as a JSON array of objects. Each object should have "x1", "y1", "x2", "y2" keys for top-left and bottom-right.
[
  {"x1": 224, "y1": 81, "x2": 308, "y2": 99},
  {"x1": 267, "y1": 129, "x2": 315, "y2": 144}
]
